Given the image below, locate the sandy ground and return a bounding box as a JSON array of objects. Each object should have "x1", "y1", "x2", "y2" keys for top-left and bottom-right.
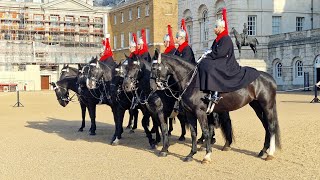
[{"x1": 0, "y1": 91, "x2": 319, "y2": 179}]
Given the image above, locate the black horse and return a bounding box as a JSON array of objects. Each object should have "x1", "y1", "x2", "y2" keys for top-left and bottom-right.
[
  {"x1": 51, "y1": 62, "x2": 138, "y2": 135},
  {"x1": 85, "y1": 57, "x2": 160, "y2": 148},
  {"x1": 150, "y1": 53, "x2": 281, "y2": 163},
  {"x1": 122, "y1": 53, "x2": 234, "y2": 158}
]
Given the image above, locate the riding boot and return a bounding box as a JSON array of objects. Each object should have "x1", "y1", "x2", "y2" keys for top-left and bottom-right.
[{"x1": 205, "y1": 91, "x2": 222, "y2": 104}]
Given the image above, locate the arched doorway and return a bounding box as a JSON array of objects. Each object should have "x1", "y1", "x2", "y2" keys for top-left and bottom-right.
[{"x1": 314, "y1": 55, "x2": 320, "y2": 84}]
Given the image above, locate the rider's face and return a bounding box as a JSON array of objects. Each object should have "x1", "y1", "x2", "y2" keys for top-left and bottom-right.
[{"x1": 214, "y1": 26, "x2": 224, "y2": 35}]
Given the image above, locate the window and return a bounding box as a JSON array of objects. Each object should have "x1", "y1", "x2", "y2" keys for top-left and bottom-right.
[
  {"x1": 272, "y1": 16, "x2": 281, "y2": 35},
  {"x1": 275, "y1": 62, "x2": 282, "y2": 78},
  {"x1": 50, "y1": 15, "x2": 59, "y2": 27},
  {"x1": 114, "y1": 14, "x2": 117, "y2": 24},
  {"x1": 129, "y1": 9, "x2": 132, "y2": 20},
  {"x1": 296, "y1": 60, "x2": 303, "y2": 77},
  {"x1": 94, "y1": 17, "x2": 102, "y2": 28},
  {"x1": 113, "y1": 35, "x2": 117, "y2": 49},
  {"x1": 200, "y1": 10, "x2": 209, "y2": 42},
  {"x1": 121, "y1": 33, "x2": 124, "y2": 48},
  {"x1": 137, "y1": 30, "x2": 141, "y2": 39},
  {"x1": 121, "y1": 12, "x2": 124, "y2": 23},
  {"x1": 248, "y1": 15, "x2": 257, "y2": 36},
  {"x1": 65, "y1": 16, "x2": 74, "y2": 28},
  {"x1": 296, "y1": 17, "x2": 304, "y2": 31},
  {"x1": 137, "y1": 6, "x2": 140, "y2": 18},
  {"x1": 33, "y1": 14, "x2": 44, "y2": 27},
  {"x1": 186, "y1": 17, "x2": 193, "y2": 44},
  {"x1": 128, "y1": 32, "x2": 132, "y2": 44},
  {"x1": 146, "y1": 28, "x2": 150, "y2": 44},
  {"x1": 145, "y1": 3, "x2": 150, "y2": 16},
  {"x1": 80, "y1": 16, "x2": 89, "y2": 28}
]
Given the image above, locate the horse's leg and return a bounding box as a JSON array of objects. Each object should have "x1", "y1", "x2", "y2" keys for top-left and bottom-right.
[
  {"x1": 177, "y1": 113, "x2": 186, "y2": 141},
  {"x1": 126, "y1": 109, "x2": 134, "y2": 130},
  {"x1": 262, "y1": 102, "x2": 281, "y2": 160},
  {"x1": 218, "y1": 112, "x2": 233, "y2": 151},
  {"x1": 78, "y1": 101, "x2": 86, "y2": 132},
  {"x1": 249, "y1": 100, "x2": 269, "y2": 157},
  {"x1": 87, "y1": 102, "x2": 97, "y2": 136},
  {"x1": 184, "y1": 113, "x2": 198, "y2": 162},
  {"x1": 132, "y1": 108, "x2": 138, "y2": 130},
  {"x1": 111, "y1": 106, "x2": 125, "y2": 145},
  {"x1": 197, "y1": 111, "x2": 212, "y2": 164},
  {"x1": 159, "y1": 115, "x2": 170, "y2": 156},
  {"x1": 141, "y1": 111, "x2": 157, "y2": 149},
  {"x1": 168, "y1": 117, "x2": 173, "y2": 136}
]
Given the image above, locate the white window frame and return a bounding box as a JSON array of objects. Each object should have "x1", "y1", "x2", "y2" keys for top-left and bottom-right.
[
  {"x1": 276, "y1": 62, "x2": 282, "y2": 78},
  {"x1": 272, "y1": 16, "x2": 281, "y2": 35},
  {"x1": 129, "y1": 9, "x2": 132, "y2": 20},
  {"x1": 128, "y1": 32, "x2": 132, "y2": 45},
  {"x1": 121, "y1": 12, "x2": 124, "y2": 23},
  {"x1": 200, "y1": 10, "x2": 209, "y2": 42},
  {"x1": 114, "y1": 15, "x2": 117, "y2": 25},
  {"x1": 248, "y1": 15, "x2": 257, "y2": 36},
  {"x1": 296, "y1": 60, "x2": 303, "y2": 77},
  {"x1": 146, "y1": 28, "x2": 150, "y2": 44},
  {"x1": 145, "y1": 3, "x2": 150, "y2": 16},
  {"x1": 296, "y1": 17, "x2": 304, "y2": 31},
  {"x1": 113, "y1": 35, "x2": 117, "y2": 49},
  {"x1": 137, "y1": 6, "x2": 141, "y2": 18},
  {"x1": 121, "y1": 33, "x2": 124, "y2": 48}
]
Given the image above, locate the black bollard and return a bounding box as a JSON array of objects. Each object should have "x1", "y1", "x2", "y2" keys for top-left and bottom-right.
[
  {"x1": 13, "y1": 90, "x2": 24, "y2": 107},
  {"x1": 310, "y1": 85, "x2": 320, "y2": 103}
]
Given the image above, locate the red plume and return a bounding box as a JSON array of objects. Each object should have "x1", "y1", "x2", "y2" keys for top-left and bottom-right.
[
  {"x1": 132, "y1": 33, "x2": 139, "y2": 55},
  {"x1": 100, "y1": 37, "x2": 113, "y2": 61},
  {"x1": 181, "y1": 19, "x2": 189, "y2": 43},
  {"x1": 141, "y1": 29, "x2": 148, "y2": 51},
  {"x1": 222, "y1": 8, "x2": 228, "y2": 34},
  {"x1": 168, "y1": 25, "x2": 175, "y2": 47}
]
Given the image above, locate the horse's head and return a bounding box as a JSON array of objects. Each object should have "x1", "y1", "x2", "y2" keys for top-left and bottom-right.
[
  {"x1": 86, "y1": 56, "x2": 104, "y2": 89},
  {"x1": 122, "y1": 53, "x2": 144, "y2": 92},
  {"x1": 50, "y1": 81, "x2": 69, "y2": 107},
  {"x1": 111, "y1": 59, "x2": 127, "y2": 92},
  {"x1": 77, "y1": 63, "x2": 89, "y2": 88},
  {"x1": 150, "y1": 50, "x2": 171, "y2": 91}
]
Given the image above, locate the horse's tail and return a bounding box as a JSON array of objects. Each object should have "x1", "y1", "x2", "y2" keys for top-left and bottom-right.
[
  {"x1": 214, "y1": 112, "x2": 234, "y2": 145},
  {"x1": 273, "y1": 106, "x2": 282, "y2": 150},
  {"x1": 255, "y1": 38, "x2": 259, "y2": 45}
]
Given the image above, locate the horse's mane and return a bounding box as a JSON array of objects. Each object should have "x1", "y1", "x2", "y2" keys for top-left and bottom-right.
[{"x1": 161, "y1": 53, "x2": 196, "y2": 69}]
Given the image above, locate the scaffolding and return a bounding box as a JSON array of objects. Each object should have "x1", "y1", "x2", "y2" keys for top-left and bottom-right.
[{"x1": 0, "y1": 4, "x2": 104, "y2": 66}]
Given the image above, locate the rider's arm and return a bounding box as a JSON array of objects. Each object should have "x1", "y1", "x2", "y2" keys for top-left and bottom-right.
[{"x1": 208, "y1": 37, "x2": 232, "y2": 60}]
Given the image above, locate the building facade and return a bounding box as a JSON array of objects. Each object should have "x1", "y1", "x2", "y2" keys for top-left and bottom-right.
[
  {"x1": 178, "y1": 0, "x2": 320, "y2": 90},
  {"x1": 109, "y1": 0, "x2": 178, "y2": 60},
  {"x1": 0, "y1": 0, "x2": 110, "y2": 90}
]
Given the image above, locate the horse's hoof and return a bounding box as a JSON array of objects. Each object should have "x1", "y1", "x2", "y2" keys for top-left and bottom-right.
[
  {"x1": 159, "y1": 151, "x2": 168, "y2": 157},
  {"x1": 183, "y1": 157, "x2": 193, "y2": 162},
  {"x1": 168, "y1": 132, "x2": 172, "y2": 136},
  {"x1": 178, "y1": 136, "x2": 186, "y2": 141},
  {"x1": 126, "y1": 126, "x2": 132, "y2": 130},
  {"x1": 89, "y1": 132, "x2": 96, "y2": 136},
  {"x1": 78, "y1": 128, "x2": 83, "y2": 132},
  {"x1": 258, "y1": 150, "x2": 266, "y2": 157},
  {"x1": 265, "y1": 155, "x2": 274, "y2": 161},
  {"x1": 111, "y1": 140, "x2": 119, "y2": 146},
  {"x1": 150, "y1": 144, "x2": 157, "y2": 150},
  {"x1": 197, "y1": 139, "x2": 204, "y2": 144},
  {"x1": 201, "y1": 158, "x2": 211, "y2": 164},
  {"x1": 222, "y1": 146, "x2": 231, "y2": 151},
  {"x1": 211, "y1": 138, "x2": 216, "y2": 144},
  {"x1": 129, "y1": 130, "x2": 135, "y2": 134}
]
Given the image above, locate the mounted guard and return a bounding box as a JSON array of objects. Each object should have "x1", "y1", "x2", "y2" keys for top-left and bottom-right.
[
  {"x1": 196, "y1": 8, "x2": 260, "y2": 111},
  {"x1": 163, "y1": 25, "x2": 176, "y2": 55},
  {"x1": 137, "y1": 29, "x2": 152, "y2": 63},
  {"x1": 99, "y1": 36, "x2": 114, "y2": 63},
  {"x1": 174, "y1": 19, "x2": 196, "y2": 64}
]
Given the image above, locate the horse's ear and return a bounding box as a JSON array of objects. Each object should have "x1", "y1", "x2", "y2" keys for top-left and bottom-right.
[
  {"x1": 124, "y1": 53, "x2": 129, "y2": 59},
  {"x1": 49, "y1": 82, "x2": 56, "y2": 87},
  {"x1": 153, "y1": 49, "x2": 159, "y2": 60},
  {"x1": 66, "y1": 64, "x2": 69, "y2": 68},
  {"x1": 78, "y1": 64, "x2": 82, "y2": 70}
]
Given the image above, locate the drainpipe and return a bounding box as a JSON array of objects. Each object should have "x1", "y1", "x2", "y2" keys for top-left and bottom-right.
[{"x1": 311, "y1": 0, "x2": 314, "y2": 29}]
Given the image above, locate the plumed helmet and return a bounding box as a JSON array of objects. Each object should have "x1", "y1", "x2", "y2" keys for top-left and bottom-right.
[
  {"x1": 215, "y1": 19, "x2": 225, "y2": 28},
  {"x1": 138, "y1": 37, "x2": 144, "y2": 45},
  {"x1": 163, "y1": 34, "x2": 170, "y2": 42},
  {"x1": 129, "y1": 41, "x2": 136, "y2": 47},
  {"x1": 176, "y1": 29, "x2": 186, "y2": 38}
]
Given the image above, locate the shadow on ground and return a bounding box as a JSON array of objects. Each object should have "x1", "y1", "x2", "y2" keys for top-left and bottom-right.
[{"x1": 25, "y1": 117, "x2": 260, "y2": 161}]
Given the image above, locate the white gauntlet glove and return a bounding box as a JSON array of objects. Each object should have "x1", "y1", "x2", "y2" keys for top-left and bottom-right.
[{"x1": 197, "y1": 50, "x2": 212, "y2": 63}]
